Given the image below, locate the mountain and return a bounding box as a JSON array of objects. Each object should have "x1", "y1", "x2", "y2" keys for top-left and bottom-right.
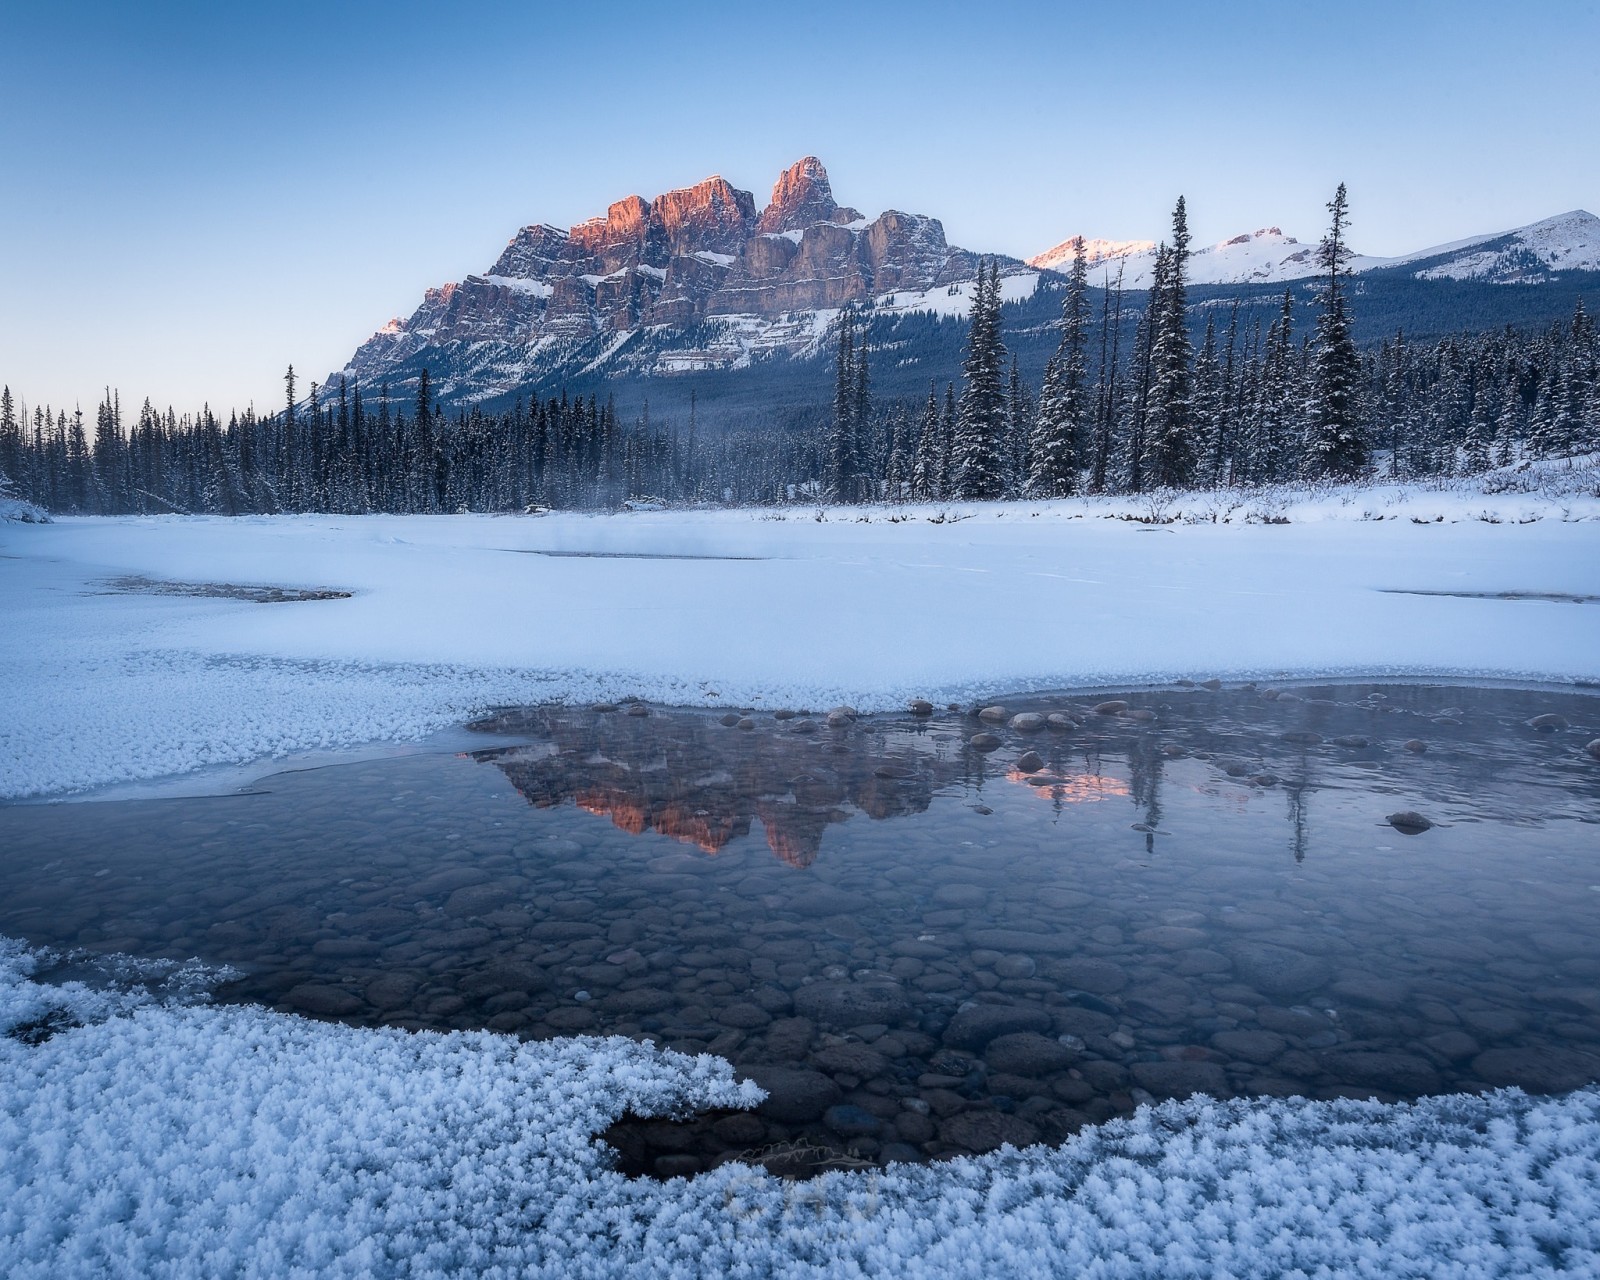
[
  {"x1": 333, "y1": 157, "x2": 1032, "y2": 404},
  {"x1": 1028, "y1": 228, "x2": 1391, "y2": 288},
  {"x1": 325, "y1": 162, "x2": 1595, "y2": 424},
  {"x1": 1378, "y1": 209, "x2": 1600, "y2": 282},
  {"x1": 1028, "y1": 210, "x2": 1600, "y2": 289}
]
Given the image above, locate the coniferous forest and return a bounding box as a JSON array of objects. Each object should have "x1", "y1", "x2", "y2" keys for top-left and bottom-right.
[{"x1": 4, "y1": 190, "x2": 1597, "y2": 517}]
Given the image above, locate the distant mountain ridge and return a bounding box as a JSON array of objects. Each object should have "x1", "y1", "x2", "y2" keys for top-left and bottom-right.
[{"x1": 1028, "y1": 210, "x2": 1600, "y2": 289}]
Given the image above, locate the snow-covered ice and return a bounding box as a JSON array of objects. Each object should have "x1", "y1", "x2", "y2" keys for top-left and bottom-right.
[
  {"x1": 3, "y1": 937, "x2": 1599, "y2": 1278},
  {"x1": 2, "y1": 472, "x2": 1598, "y2": 801}
]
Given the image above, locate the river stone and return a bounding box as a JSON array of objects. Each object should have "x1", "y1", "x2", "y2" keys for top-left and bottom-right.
[
  {"x1": 1014, "y1": 751, "x2": 1045, "y2": 773},
  {"x1": 1230, "y1": 943, "x2": 1333, "y2": 998},
  {"x1": 812, "y1": 1043, "x2": 889, "y2": 1078},
  {"x1": 719, "y1": 712, "x2": 741, "y2": 727},
  {"x1": 717, "y1": 1002, "x2": 773, "y2": 1030},
  {"x1": 311, "y1": 938, "x2": 381, "y2": 959},
  {"x1": 1210, "y1": 1030, "x2": 1288, "y2": 1064},
  {"x1": 1059, "y1": 958, "x2": 1130, "y2": 993},
  {"x1": 1046, "y1": 714, "x2": 1076, "y2": 730},
  {"x1": 1587, "y1": 739, "x2": 1600, "y2": 761},
  {"x1": 364, "y1": 972, "x2": 418, "y2": 1011},
  {"x1": 1093, "y1": 701, "x2": 1128, "y2": 715},
  {"x1": 978, "y1": 705, "x2": 1008, "y2": 723},
  {"x1": 984, "y1": 1032, "x2": 1078, "y2": 1075},
  {"x1": 793, "y1": 981, "x2": 909, "y2": 1030},
  {"x1": 1386, "y1": 810, "x2": 1434, "y2": 834},
  {"x1": 744, "y1": 1066, "x2": 842, "y2": 1124},
  {"x1": 788, "y1": 886, "x2": 864, "y2": 916},
  {"x1": 1471, "y1": 1047, "x2": 1600, "y2": 1093},
  {"x1": 968, "y1": 929, "x2": 1077, "y2": 957},
  {"x1": 908, "y1": 699, "x2": 934, "y2": 715},
  {"x1": 939, "y1": 1110, "x2": 1041, "y2": 1154},
  {"x1": 1321, "y1": 1051, "x2": 1441, "y2": 1095},
  {"x1": 1132, "y1": 925, "x2": 1210, "y2": 950},
  {"x1": 282, "y1": 984, "x2": 363, "y2": 1016},
  {"x1": 601, "y1": 988, "x2": 676, "y2": 1015},
  {"x1": 1527, "y1": 714, "x2": 1568, "y2": 731},
  {"x1": 968, "y1": 733, "x2": 1002, "y2": 751},
  {"x1": 1130, "y1": 1060, "x2": 1230, "y2": 1098},
  {"x1": 823, "y1": 1104, "x2": 884, "y2": 1139},
  {"x1": 764, "y1": 1017, "x2": 816, "y2": 1059},
  {"x1": 1403, "y1": 739, "x2": 1428, "y2": 753},
  {"x1": 1009, "y1": 713, "x2": 1047, "y2": 733},
  {"x1": 994, "y1": 954, "x2": 1037, "y2": 979},
  {"x1": 943, "y1": 1004, "x2": 1053, "y2": 1050}
]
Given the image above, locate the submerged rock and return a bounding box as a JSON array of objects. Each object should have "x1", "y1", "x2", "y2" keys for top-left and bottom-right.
[{"x1": 1386, "y1": 811, "x2": 1434, "y2": 834}]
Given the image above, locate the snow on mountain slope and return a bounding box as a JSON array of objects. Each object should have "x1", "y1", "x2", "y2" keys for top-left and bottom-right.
[
  {"x1": 1025, "y1": 237, "x2": 1156, "y2": 274},
  {"x1": 1386, "y1": 210, "x2": 1600, "y2": 282},
  {"x1": 1029, "y1": 228, "x2": 1392, "y2": 288},
  {"x1": 1031, "y1": 210, "x2": 1600, "y2": 289}
]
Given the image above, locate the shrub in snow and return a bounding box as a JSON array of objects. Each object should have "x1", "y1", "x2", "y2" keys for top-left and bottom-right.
[{"x1": 0, "y1": 471, "x2": 48, "y2": 523}]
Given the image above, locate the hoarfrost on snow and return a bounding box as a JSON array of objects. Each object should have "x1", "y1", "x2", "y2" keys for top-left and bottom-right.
[{"x1": 2, "y1": 936, "x2": 1598, "y2": 1277}]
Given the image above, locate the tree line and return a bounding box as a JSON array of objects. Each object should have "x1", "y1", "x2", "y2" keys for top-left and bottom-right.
[{"x1": 3, "y1": 188, "x2": 1597, "y2": 516}]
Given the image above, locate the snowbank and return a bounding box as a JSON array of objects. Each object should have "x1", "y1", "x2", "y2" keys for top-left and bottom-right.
[
  {"x1": 2, "y1": 938, "x2": 1597, "y2": 1278},
  {"x1": 2, "y1": 473, "x2": 1598, "y2": 799}
]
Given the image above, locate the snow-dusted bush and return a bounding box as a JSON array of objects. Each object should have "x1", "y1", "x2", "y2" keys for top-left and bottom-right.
[{"x1": 0, "y1": 472, "x2": 48, "y2": 523}]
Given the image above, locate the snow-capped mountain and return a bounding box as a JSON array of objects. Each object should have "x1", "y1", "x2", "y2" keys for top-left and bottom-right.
[
  {"x1": 1029, "y1": 210, "x2": 1600, "y2": 289},
  {"x1": 332, "y1": 158, "x2": 1031, "y2": 401},
  {"x1": 1028, "y1": 227, "x2": 1392, "y2": 289},
  {"x1": 1381, "y1": 209, "x2": 1600, "y2": 282}
]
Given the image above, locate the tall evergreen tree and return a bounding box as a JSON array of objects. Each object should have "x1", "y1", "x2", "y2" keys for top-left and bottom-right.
[
  {"x1": 952, "y1": 262, "x2": 1008, "y2": 499},
  {"x1": 1029, "y1": 237, "x2": 1091, "y2": 496},
  {"x1": 1303, "y1": 183, "x2": 1366, "y2": 478},
  {"x1": 825, "y1": 315, "x2": 857, "y2": 501},
  {"x1": 1146, "y1": 196, "x2": 1196, "y2": 488}
]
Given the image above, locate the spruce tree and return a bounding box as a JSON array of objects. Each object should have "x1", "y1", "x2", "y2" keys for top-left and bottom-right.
[
  {"x1": 1304, "y1": 183, "x2": 1366, "y2": 478},
  {"x1": 1147, "y1": 197, "x2": 1195, "y2": 488},
  {"x1": 825, "y1": 316, "x2": 857, "y2": 501},
  {"x1": 1029, "y1": 237, "x2": 1091, "y2": 496},
  {"x1": 952, "y1": 262, "x2": 1008, "y2": 499}
]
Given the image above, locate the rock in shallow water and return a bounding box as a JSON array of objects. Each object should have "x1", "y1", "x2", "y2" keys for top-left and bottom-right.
[
  {"x1": 942, "y1": 1004, "x2": 1053, "y2": 1050},
  {"x1": 939, "y1": 1110, "x2": 1041, "y2": 1153},
  {"x1": 743, "y1": 1066, "x2": 842, "y2": 1124},
  {"x1": 792, "y1": 980, "x2": 909, "y2": 1030},
  {"x1": 1131, "y1": 1060, "x2": 1229, "y2": 1098}
]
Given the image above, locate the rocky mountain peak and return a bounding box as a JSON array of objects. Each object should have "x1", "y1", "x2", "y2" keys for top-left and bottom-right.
[
  {"x1": 651, "y1": 176, "x2": 758, "y2": 256},
  {"x1": 758, "y1": 156, "x2": 841, "y2": 234}
]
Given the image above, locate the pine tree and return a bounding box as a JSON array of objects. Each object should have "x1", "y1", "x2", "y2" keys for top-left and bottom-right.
[
  {"x1": 1303, "y1": 183, "x2": 1366, "y2": 478},
  {"x1": 952, "y1": 263, "x2": 1008, "y2": 499}
]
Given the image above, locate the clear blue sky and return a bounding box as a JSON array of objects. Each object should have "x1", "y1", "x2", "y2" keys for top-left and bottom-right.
[{"x1": 4, "y1": 0, "x2": 1597, "y2": 415}]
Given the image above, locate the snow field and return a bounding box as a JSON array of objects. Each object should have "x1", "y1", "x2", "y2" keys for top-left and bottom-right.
[{"x1": 2, "y1": 472, "x2": 1598, "y2": 800}]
